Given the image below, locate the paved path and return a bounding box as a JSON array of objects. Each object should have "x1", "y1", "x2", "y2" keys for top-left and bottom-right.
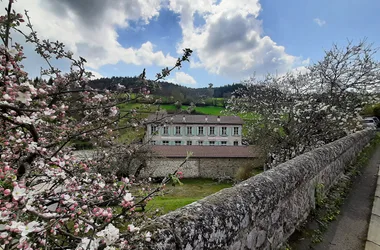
[
  {"x1": 311, "y1": 146, "x2": 380, "y2": 250},
  {"x1": 292, "y1": 146, "x2": 380, "y2": 249}
]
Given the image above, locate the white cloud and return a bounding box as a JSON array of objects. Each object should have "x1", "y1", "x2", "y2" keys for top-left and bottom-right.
[
  {"x1": 168, "y1": 0, "x2": 300, "y2": 78},
  {"x1": 4, "y1": 0, "x2": 306, "y2": 81},
  {"x1": 4, "y1": 0, "x2": 176, "y2": 71},
  {"x1": 290, "y1": 66, "x2": 310, "y2": 75},
  {"x1": 275, "y1": 57, "x2": 311, "y2": 77},
  {"x1": 88, "y1": 70, "x2": 104, "y2": 80},
  {"x1": 168, "y1": 72, "x2": 197, "y2": 85},
  {"x1": 313, "y1": 18, "x2": 326, "y2": 27}
]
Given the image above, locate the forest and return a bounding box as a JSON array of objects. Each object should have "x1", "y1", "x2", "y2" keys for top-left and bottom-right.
[{"x1": 88, "y1": 76, "x2": 243, "y2": 105}]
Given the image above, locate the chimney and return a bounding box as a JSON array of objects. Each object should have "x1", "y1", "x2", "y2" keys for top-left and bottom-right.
[
  {"x1": 205, "y1": 116, "x2": 208, "y2": 122},
  {"x1": 217, "y1": 116, "x2": 220, "y2": 122},
  {"x1": 183, "y1": 115, "x2": 186, "y2": 122}
]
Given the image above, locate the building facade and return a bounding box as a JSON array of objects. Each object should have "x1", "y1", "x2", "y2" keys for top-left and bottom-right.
[{"x1": 144, "y1": 114, "x2": 244, "y2": 146}]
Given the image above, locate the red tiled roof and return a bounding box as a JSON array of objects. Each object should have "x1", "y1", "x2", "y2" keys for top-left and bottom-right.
[
  {"x1": 146, "y1": 114, "x2": 243, "y2": 125},
  {"x1": 150, "y1": 145, "x2": 258, "y2": 158}
]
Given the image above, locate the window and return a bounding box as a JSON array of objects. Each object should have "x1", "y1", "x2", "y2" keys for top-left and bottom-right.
[
  {"x1": 187, "y1": 127, "x2": 192, "y2": 135},
  {"x1": 234, "y1": 141, "x2": 238, "y2": 146},
  {"x1": 151, "y1": 141, "x2": 156, "y2": 145},
  {"x1": 221, "y1": 127, "x2": 227, "y2": 136},
  {"x1": 151, "y1": 125, "x2": 158, "y2": 135},
  {"x1": 198, "y1": 141, "x2": 203, "y2": 146},
  {"x1": 187, "y1": 141, "x2": 192, "y2": 145},
  {"x1": 175, "y1": 141, "x2": 181, "y2": 146},
  {"x1": 209, "y1": 141, "x2": 215, "y2": 146},
  {"x1": 163, "y1": 126, "x2": 169, "y2": 135},
  {"x1": 198, "y1": 126, "x2": 204, "y2": 135},
  {"x1": 234, "y1": 127, "x2": 239, "y2": 135},
  {"x1": 163, "y1": 141, "x2": 169, "y2": 146},
  {"x1": 209, "y1": 126, "x2": 215, "y2": 135},
  {"x1": 221, "y1": 141, "x2": 227, "y2": 146},
  {"x1": 175, "y1": 126, "x2": 181, "y2": 135}
]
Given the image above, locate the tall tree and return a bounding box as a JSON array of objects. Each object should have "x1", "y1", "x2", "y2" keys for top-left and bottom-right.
[
  {"x1": 228, "y1": 40, "x2": 380, "y2": 168},
  {"x1": 0, "y1": 2, "x2": 192, "y2": 249}
]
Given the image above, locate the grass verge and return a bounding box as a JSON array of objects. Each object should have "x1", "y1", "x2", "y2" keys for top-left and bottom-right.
[{"x1": 145, "y1": 178, "x2": 232, "y2": 214}]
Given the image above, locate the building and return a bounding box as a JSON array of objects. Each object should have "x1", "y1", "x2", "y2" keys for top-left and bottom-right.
[
  {"x1": 142, "y1": 145, "x2": 257, "y2": 178},
  {"x1": 140, "y1": 114, "x2": 258, "y2": 178},
  {"x1": 144, "y1": 114, "x2": 244, "y2": 146}
]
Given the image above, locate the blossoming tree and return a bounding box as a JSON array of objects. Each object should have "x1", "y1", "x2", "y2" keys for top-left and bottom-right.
[
  {"x1": 0, "y1": 1, "x2": 192, "y2": 249},
  {"x1": 228, "y1": 40, "x2": 380, "y2": 168}
]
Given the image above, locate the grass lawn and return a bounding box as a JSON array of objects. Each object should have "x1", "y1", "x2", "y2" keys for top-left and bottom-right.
[
  {"x1": 118, "y1": 103, "x2": 226, "y2": 116},
  {"x1": 145, "y1": 178, "x2": 233, "y2": 214},
  {"x1": 160, "y1": 104, "x2": 225, "y2": 115},
  {"x1": 159, "y1": 104, "x2": 179, "y2": 112},
  {"x1": 118, "y1": 103, "x2": 159, "y2": 113},
  {"x1": 194, "y1": 106, "x2": 225, "y2": 115}
]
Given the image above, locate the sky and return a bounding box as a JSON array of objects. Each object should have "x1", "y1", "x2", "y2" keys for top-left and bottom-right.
[{"x1": 5, "y1": 0, "x2": 380, "y2": 88}]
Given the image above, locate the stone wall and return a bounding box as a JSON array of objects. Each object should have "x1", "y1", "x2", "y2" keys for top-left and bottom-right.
[
  {"x1": 140, "y1": 130, "x2": 375, "y2": 250},
  {"x1": 141, "y1": 158, "x2": 253, "y2": 179}
]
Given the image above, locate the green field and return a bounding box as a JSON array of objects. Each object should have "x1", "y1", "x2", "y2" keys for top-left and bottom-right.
[
  {"x1": 193, "y1": 106, "x2": 225, "y2": 115},
  {"x1": 145, "y1": 178, "x2": 232, "y2": 214},
  {"x1": 161, "y1": 104, "x2": 225, "y2": 115},
  {"x1": 118, "y1": 103, "x2": 225, "y2": 115}
]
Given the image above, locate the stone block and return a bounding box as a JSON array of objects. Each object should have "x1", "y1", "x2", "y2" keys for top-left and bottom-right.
[
  {"x1": 373, "y1": 197, "x2": 380, "y2": 217},
  {"x1": 365, "y1": 241, "x2": 380, "y2": 250},
  {"x1": 367, "y1": 214, "x2": 380, "y2": 245},
  {"x1": 376, "y1": 185, "x2": 380, "y2": 198}
]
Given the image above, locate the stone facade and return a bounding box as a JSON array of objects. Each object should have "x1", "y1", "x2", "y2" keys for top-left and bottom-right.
[
  {"x1": 139, "y1": 130, "x2": 375, "y2": 250},
  {"x1": 141, "y1": 158, "x2": 253, "y2": 179}
]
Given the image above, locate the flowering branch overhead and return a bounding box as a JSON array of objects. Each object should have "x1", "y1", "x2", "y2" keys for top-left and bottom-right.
[{"x1": 0, "y1": 1, "x2": 192, "y2": 249}]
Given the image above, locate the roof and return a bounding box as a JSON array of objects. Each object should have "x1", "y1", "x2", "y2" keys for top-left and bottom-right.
[
  {"x1": 146, "y1": 114, "x2": 243, "y2": 125},
  {"x1": 150, "y1": 145, "x2": 258, "y2": 158}
]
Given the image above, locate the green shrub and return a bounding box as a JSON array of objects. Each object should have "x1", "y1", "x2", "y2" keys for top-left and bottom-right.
[{"x1": 235, "y1": 159, "x2": 264, "y2": 181}]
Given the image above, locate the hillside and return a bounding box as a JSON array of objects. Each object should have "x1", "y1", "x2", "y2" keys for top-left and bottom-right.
[{"x1": 89, "y1": 76, "x2": 244, "y2": 105}]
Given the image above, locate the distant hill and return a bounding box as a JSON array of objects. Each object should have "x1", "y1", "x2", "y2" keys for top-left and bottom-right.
[{"x1": 89, "y1": 76, "x2": 244, "y2": 105}]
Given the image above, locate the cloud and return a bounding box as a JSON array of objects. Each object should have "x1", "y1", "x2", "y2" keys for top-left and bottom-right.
[
  {"x1": 5, "y1": 0, "x2": 176, "y2": 71},
  {"x1": 168, "y1": 0, "x2": 299, "y2": 78},
  {"x1": 4, "y1": 0, "x2": 305, "y2": 81},
  {"x1": 168, "y1": 72, "x2": 197, "y2": 85},
  {"x1": 313, "y1": 18, "x2": 326, "y2": 27},
  {"x1": 88, "y1": 70, "x2": 104, "y2": 80}
]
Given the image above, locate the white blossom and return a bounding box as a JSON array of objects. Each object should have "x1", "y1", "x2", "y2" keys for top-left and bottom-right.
[
  {"x1": 15, "y1": 115, "x2": 34, "y2": 124},
  {"x1": 16, "y1": 91, "x2": 32, "y2": 105},
  {"x1": 145, "y1": 231, "x2": 152, "y2": 242},
  {"x1": 127, "y1": 224, "x2": 140, "y2": 232},
  {"x1": 12, "y1": 186, "x2": 26, "y2": 200},
  {"x1": 96, "y1": 223, "x2": 119, "y2": 245},
  {"x1": 123, "y1": 193, "x2": 133, "y2": 202},
  {"x1": 75, "y1": 238, "x2": 99, "y2": 250},
  {"x1": 21, "y1": 221, "x2": 41, "y2": 237},
  {"x1": 2, "y1": 93, "x2": 11, "y2": 100}
]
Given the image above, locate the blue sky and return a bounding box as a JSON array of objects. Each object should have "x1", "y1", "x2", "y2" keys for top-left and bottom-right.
[
  {"x1": 260, "y1": 0, "x2": 380, "y2": 63},
  {"x1": 8, "y1": 0, "x2": 380, "y2": 88}
]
